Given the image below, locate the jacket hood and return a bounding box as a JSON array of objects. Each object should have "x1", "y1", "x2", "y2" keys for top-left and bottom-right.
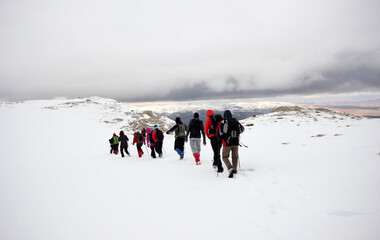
[
  {"x1": 146, "y1": 128, "x2": 151, "y2": 134},
  {"x1": 175, "y1": 117, "x2": 182, "y2": 124},
  {"x1": 223, "y1": 110, "x2": 233, "y2": 119},
  {"x1": 206, "y1": 109, "x2": 214, "y2": 117}
]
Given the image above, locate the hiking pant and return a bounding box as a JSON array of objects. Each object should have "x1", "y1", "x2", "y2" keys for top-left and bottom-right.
[
  {"x1": 222, "y1": 145, "x2": 239, "y2": 170},
  {"x1": 155, "y1": 141, "x2": 163, "y2": 155},
  {"x1": 120, "y1": 145, "x2": 129, "y2": 157},
  {"x1": 190, "y1": 138, "x2": 201, "y2": 163},
  {"x1": 174, "y1": 138, "x2": 185, "y2": 156},
  {"x1": 190, "y1": 138, "x2": 201, "y2": 154},
  {"x1": 112, "y1": 143, "x2": 119, "y2": 155},
  {"x1": 136, "y1": 143, "x2": 143, "y2": 157},
  {"x1": 210, "y1": 136, "x2": 222, "y2": 167},
  {"x1": 150, "y1": 146, "x2": 156, "y2": 158}
]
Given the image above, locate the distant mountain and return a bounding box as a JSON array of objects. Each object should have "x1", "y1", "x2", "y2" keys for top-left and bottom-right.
[
  {"x1": 126, "y1": 100, "x2": 295, "y2": 124},
  {"x1": 41, "y1": 97, "x2": 174, "y2": 132},
  {"x1": 308, "y1": 98, "x2": 380, "y2": 118}
]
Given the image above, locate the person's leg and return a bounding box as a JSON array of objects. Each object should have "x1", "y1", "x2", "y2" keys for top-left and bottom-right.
[
  {"x1": 231, "y1": 145, "x2": 239, "y2": 171},
  {"x1": 222, "y1": 146, "x2": 233, "y2": 170},
  {"x1": 120, "y1": 146, "x2": 125, "y2": 157},
  {"x1": 211, "y1": 137, "x2": 222, "y2": 171},
  {"x1": 151, "y1": 146, "x2": 156, "y2": 158}
]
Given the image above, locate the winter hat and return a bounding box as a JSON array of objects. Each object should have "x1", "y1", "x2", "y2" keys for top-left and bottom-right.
[
  {"x1": 154, "y1": 125, "x2": 158, "y2": 130},
  {"x1": 175, "y1": 117, "x2": 181, "y2": 124},
  {"x1": 206, "y1": 109, "x2": 214, "y2": 117},
  {"x1": 113, "y1": 133, "x2": 116, "y2": 136},
  {"x1": 194, "y1": 112, "x2": 199, "y2": 118},
  {"x1": 223, "y1": 110, "x2": 232, "y2": 119}
]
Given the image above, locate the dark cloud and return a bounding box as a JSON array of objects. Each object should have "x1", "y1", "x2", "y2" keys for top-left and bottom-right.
[{"x1": 121, "y1": 56, "x2": 380, "y2": 102}]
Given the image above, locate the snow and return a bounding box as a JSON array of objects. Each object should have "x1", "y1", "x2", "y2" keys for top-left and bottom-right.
[
  {"x1": 126, "y1": 99, "x2": 294, "y2": 114},
  {"x1": 0, "y1": 97, "x2": 379, "y2": 240}
]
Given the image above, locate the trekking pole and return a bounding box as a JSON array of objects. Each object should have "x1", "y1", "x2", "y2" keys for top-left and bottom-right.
[{"x1": 239, "y1": 142, "x2": 248, "y2": 148}]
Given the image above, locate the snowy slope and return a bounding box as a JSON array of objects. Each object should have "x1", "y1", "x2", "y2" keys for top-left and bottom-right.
[
  {"x1": 0, "y1": 98, "x2": 379, "y2": 240},
  {"x1": 126, "y1": 99, "x2": 294, "y2": 114}
]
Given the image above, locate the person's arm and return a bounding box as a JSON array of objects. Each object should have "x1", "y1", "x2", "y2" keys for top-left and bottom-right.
[
  {"x1": 204, "y1": 117, "x2": 211, "y2": 138},
  {"x1": 167, "y1": 125, "x2": 178, "y2": 134}
]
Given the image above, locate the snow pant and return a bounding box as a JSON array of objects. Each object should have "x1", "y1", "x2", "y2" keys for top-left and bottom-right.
[
  {"x1": 150, "y1": 146, "x2": 156, "y2": 158},
  {"x1": 222, "y1": 145, "x2": 239, "y2": 171},
  {"x1": 136, "y1": 143, "x2": 143, "y2": 157},
  {"x1": 210, "y1": 136, "x2": 222, "y2": 167},
  {"x1": 120, "y1": 145, "x2": 129, "y2": 157},
  {"x1": 155, "y1": 141, "x2": 163, "y2": 156},
  {"x1": 112, "y1": 143, "x2": 119, "y2": 155},
  {"x1": 190, "y1": 138, "x2": 201, "y2": 163},
  {"x1": 174, "y1": 138, "x2": 185, "y2": 156}
]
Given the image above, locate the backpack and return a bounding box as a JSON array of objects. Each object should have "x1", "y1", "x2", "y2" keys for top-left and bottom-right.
[
  {"x1": 156, "y1": 129, "x2": 164, "y2": 141},
  {"x1": 222, "y1": 118, "x2": 240, "y2": 145},
  {"x1": 137, "y1": 133, "x2": 143, "y2": 143},
  {"x1": 177, "y1": 124, "x2": 186, "y2": 138},
  {"x1": 209, "y1": 114, "x2": 223, "y2": 134},
  {"x1": 113, "y1": 136, "x2": 119, "y2": 144}
]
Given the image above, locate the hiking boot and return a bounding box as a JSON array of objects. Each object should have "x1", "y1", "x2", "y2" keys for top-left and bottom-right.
[
  {"x1": 217, "y1": 166, "x2": 224, "y2": 173},
  {"x1": 159, "y1": 153, "x2": 163, "y2": 158},
  {"x1": 228, "y1": 168, "x2": 235, "y2": 178},
  {"x1": 196, "y1": 161, "x2": 201, "y2": 165},
  {"x1": 180, "y1": 153, "x2": 184, "y2": 160}
]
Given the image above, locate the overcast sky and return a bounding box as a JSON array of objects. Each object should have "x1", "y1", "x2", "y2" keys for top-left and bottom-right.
[{"x1": 1, "y1": 0, "x2": 380, "y2": 102}]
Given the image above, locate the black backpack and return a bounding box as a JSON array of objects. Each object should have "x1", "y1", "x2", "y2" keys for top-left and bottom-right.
[
  {"x1": 222, "y1": 118, "x2": 240, "y2": 145},
  {"x1": 137, "y1": 133, "x2": 144, "y2": 143},
  {"x1": 156, "y1": 129, "x2": 164, "y2": 141},
  {"x1": 209, "y1": 114, "x2": 223, "y2": 134}
]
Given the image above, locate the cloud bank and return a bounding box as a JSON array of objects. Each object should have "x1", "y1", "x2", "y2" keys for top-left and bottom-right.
[{"x1": 0, "y1": 0, "x2": 379, "y2": 101}]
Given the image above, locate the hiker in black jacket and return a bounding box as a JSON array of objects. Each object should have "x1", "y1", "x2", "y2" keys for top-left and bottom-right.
[
  {"x1": 186, "y1": 113, "x2": 206, "y2": 165},
  {"x1": 167, "y1": 117, "x2": 187, "y2": 160},
  {"x1": 119, "y1": 131, "x2": 130, "y2": 157}
]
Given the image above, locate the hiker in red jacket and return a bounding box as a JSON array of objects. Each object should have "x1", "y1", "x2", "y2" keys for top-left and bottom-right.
[
  {"x1": 133, "y1": 131, "x2": 145, "y2": 158},
  {"x1": 204, "y1": 109, "x2": 224, "y2": 173}
]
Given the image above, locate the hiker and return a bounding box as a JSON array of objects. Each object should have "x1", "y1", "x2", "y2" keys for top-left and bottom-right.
[
  {"x1": 186, "y1": 112, "x2": 206, "y2": 165},
  {"x1": 167, "y1": 117, "x2": 187, "y2": 160},
  {"x1": 146, "y1": 128, "x2": 156, "y2": 158},
  {"x1": 152, "y1": 125, "x2": 164, "y2": 158},
  {"x1": 217, "y1": 110, "x2": 245, "y2": 178},
  {"x1": 119, "y1": 131, "x2": 130, "y2": 157},
  {"x1": 133, "y1": 131, "x2": 145, "y2": 158},
  {"x1": 141, "y1": 128, "x2": 146, "y2": 138},
  {"x1": 204, "y1": 109, "x2": 224, "y2": 172},
  {"x1": 109, "y1": 133, "x2": 119, "y2": 155},
  {"x1": 109, "y1": 137, "x2": 114, "y2": 154}
]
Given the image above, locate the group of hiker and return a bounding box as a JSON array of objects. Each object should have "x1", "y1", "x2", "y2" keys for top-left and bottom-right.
[{"x1": 109, "y1": 109, "x2": 244, "y2": 178}]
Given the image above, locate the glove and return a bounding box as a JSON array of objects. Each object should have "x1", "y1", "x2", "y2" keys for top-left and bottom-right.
[
  {"x1": 166, "y1": 131, "x2": 169, "y2": 134},
  {"x1": 203, "y1": 139, "x2": 206, "y2": 146}
]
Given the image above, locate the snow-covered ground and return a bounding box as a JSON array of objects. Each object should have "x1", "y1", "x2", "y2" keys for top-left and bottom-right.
[
  {"x1": 126, "y1": 98, "x2": 294, "y2": 114},
  {"x1": 0, "y1": 98, "x2": 379, "y2": 240}
]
